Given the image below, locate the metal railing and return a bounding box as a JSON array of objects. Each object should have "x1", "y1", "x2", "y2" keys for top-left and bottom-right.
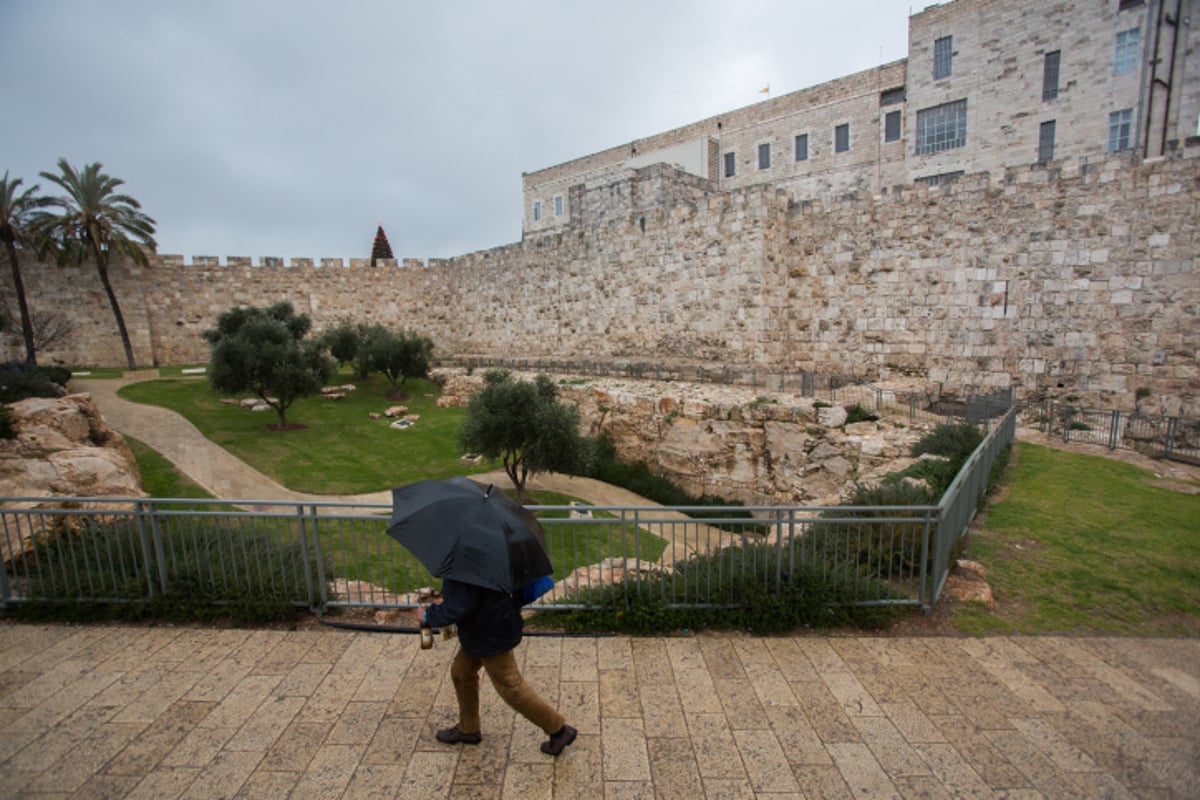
[
  {"x1": 1, "y1": 409, "x2": 1016, "y2": 617},
  {"x1": 1035, "y1": 401, "x2": 1200, "y2": 464}
]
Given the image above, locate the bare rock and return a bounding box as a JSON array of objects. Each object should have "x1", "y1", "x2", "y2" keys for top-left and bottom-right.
[{"x1": 0, "y1": 393, "x2": 145, "y2": 561}]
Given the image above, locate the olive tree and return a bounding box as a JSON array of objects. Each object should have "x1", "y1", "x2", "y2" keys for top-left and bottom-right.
[
  {"x1": 365, "y1": 327, "x2": 433, "y2": 398},
  {"x1": 203, "y1": 301, "x2": 334, "y2": 429},
  {"x1": 457, "y1": 369, "x2": 592, "y2": 502}
]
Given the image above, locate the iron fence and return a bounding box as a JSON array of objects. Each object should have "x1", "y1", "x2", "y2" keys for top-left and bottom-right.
[
  {"x1": 1035, "y1": 401, "x2": 1200, "y2": 464},
  {"x1": 1, "y1": 408, "x2": 1016, "y2": 617}
]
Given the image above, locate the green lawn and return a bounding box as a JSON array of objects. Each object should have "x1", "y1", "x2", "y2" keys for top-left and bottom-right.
[
  {"x1": 955, "y1": 442, "x2": 1200, "y2": 636},
  {"x1": 118, "y1": 374, "x2": 475, "y2": 494}
]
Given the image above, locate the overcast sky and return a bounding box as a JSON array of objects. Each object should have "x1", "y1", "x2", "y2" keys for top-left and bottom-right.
[{"x1": 2, "y1": 0, "x2": 913, "y2": 262}]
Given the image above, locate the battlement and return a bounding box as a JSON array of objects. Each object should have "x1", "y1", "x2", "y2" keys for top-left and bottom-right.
[{"x1": 153, "y1": 255, "x2": 440, "y2": 269}]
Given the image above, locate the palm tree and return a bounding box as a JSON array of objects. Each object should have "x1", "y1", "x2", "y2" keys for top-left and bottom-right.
[
  {"x1": 37, "y1": 159, "x2": 156, "y2": 371},
  {"x1": 0, "y1": 172, "x2": 52, "y2": 365}
]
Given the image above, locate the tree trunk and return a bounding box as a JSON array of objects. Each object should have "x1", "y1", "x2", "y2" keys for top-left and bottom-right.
[
  {"x1": 89, "y1": 242, "x2": 137, "y2": 371},
  {"x1": 3, "y1": 239, "x2": 37, "y2": 366}
]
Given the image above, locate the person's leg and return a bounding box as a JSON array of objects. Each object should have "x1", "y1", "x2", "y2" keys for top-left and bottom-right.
[
  {"x1": 480, "y1": 649, "x2": 566, "y2": 734},
  {"x1": 450, "y1": 648, "x2": 484, "y2": 734}
]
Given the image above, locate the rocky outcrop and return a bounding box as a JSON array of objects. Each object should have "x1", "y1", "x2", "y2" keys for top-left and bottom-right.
[
  {"x1": 0, "y1": 394, "x2": 144, "y2": 561},
  {"x1": 431, "y1": 367, "x2": 936, "y2": 506}
]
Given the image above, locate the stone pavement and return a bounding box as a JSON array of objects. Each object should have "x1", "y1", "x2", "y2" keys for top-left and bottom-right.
[
  {"x1": 12, "y1": 377, "x2": 1190, "y2": 798},
  {"x1": 1, "y1": 622, "x2": 1198, "y2": 799}
]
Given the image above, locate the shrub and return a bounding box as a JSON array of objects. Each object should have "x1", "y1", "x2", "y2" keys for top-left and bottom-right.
[
  {"x1": 845, "y1": 403, "x2": 879, "y2": 424},
  {"x1": 911, "y1": 421, "x2": 983, "y2": 463},
  {"x1": 545, "y1": 539, "x2": 907, "y2": 635},
  {"x1": 810, "y1": 481, "x2": 937, "y2": 578},
  {"x1": 0, "y1": 362, "x2": 68, "y2": 403},
  {"x1": 0, "y1": 405, "x2": 15, "y2": 440},
  {"x1": 12, "y1": 515, "x2": 330, "y2": 625}
]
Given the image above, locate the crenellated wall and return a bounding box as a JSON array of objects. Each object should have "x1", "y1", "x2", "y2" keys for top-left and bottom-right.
[{"x1": 3, "y1": 149, "x2": 1198, "y2": 415}]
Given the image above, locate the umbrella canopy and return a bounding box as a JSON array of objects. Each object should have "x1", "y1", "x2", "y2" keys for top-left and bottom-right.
[{"x1": 386, "y1": 476, "x2": 553, "y2": 593}]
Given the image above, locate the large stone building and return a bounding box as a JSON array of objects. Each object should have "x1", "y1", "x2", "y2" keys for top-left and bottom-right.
[{"x1": 522, "y1": 0, "x2": 1200, "y2": 235}]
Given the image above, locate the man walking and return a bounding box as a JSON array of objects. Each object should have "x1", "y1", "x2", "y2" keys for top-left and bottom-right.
[{"x1": 417, "y1": 578, "x2": 577, "y2": 756}]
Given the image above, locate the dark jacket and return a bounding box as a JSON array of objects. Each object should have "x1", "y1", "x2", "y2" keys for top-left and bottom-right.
[{"x1": 423, "y1": 578, "x2": 523, "y2": 658}]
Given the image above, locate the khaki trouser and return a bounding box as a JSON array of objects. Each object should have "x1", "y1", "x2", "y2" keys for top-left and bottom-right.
[{"x1": 451, "y1": 647, "x2": 565, "y2": 735}]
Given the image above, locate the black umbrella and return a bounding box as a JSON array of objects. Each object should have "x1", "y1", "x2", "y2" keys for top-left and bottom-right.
[{"x1": 386, "y1": 476, "x2": 553, "y2": 593}]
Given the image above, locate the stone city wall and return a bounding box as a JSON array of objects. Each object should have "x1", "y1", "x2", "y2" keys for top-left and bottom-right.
[{"x1": 3, "y1": 148, "x2": 1197, "y2": 415}]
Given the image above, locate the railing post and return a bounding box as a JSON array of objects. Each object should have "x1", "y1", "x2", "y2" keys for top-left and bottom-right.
[
  {"x1": 306, "y1": 504, "x2": 330, "y2": 613},
  {"x1": 0, "y1": 522, "x2": 11, "y2": 607},
  {"x1": 1108, "y1": 410, "x2": 1121, "y2": 450},
  {"x1": 1165, "y1": 417, "x2": 1178, "y2": 459},
  {"x1": 138, "y1": 500, "x2": 168, "y2": 596},
  {"x1": 918, "y1": 507, "x2": 935, "y2": 613},
  {"x1": 773, "y1": 509, "x2": 785, "y2": 596}
]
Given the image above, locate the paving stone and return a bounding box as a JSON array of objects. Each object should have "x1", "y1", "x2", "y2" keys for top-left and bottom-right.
[
  {"x1": 1, "y1": 624, "x2": 1198, "y2": 799},
  {"x1": 549, "y1": 731, "x2": 604, "y2": 800},
  {"x1": 646, "y1": 736, "x2": 704, "y2": 798},
  {"x1": 602, "y1": 717, "x2": 651, "y2": 782},
  {"x1": 733, "y1": 726, "x2": 801, "y2": 793}
]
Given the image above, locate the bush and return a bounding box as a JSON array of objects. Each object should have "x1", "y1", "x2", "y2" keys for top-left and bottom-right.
[
  {"x1": 809, "y1": 481, "x2": 937, "y2": 579},
  {"x1": 544, "y1": 539, "x2": 907, "y2": 635},
  {"x1": 12, "y1": 515, "x2": 330, "y2": 625},
  {"x1": 845, "y1": 403, "x2": 879, "y2": 424},
  {"x1": 0, "y1": 362, "x2": 68, "y2": 403},
  {"x1": 911, "y1": 421, "x2": 983, "y2": 463}
]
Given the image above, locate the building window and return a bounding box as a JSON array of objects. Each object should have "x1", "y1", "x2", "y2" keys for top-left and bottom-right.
[
  {"x1": 758, "y1": 142, "x2": 771, "y2": 170},
  {"x1": 933, "y1": 35, "x2": 953, "y2": 80},
  {"x1": 1108, "y1": 108, "x2": 1133, "y2": 151},
  {"x1": 834, "y1": 123, "x2": 850, "y2": 153},
  {"x1": 1042, "y1": 50, "x2": 1060, "y2": 101},
  {"x1": 915, "y1": 99, "x2": 967, "y2": 154},
  {"x1": 1119, "y1": 0, "x2": 1145, "y2": 9},
  {"x1": 884, "y1": 110, "x2": 902, "y2": 142},
  {"x1": 914, "y1": 171, "x2": 963, "y2": 187},
  {"x1": 554, "y1": 195, "x2": 564, "y2": 216},
  {"x1": 532, "y1": 201, "x2": 541, "y2": 222},
  {"x1": 1038, "y1": 120, "x2": 1056, "y2": 162},
  {"x1": 1113, "y1": 28, "x2": 1139, "y2": 75},
  {"x1": 794, "y1": 134, "x2": 808, "y2": 161},
  {"x1": 880, "y1": 87, "x2": 905, "y2": 106},
  {"x1": 724, "y1": 151, "x2": 735, "y2": 178}
]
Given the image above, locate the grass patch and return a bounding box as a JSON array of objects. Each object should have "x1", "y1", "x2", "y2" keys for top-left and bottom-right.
[
  {"x1": 954, "y1": 442, "x2": 1200, "y2": 636},
  {"x1": 118, "y1": 374, "x2": 474, "y2": 494}
]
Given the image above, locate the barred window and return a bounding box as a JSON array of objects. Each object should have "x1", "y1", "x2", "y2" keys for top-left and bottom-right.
[
  {"x1": 794, "y1": 134, "x2": 808, "y2": 161},
  {"x1": 880, "y1": 87, "x2": 905, "y2": 106},
  {"x1": 934, "y1": 35, "x2": 953, "y2": 80},
  {"x1": 724, "y1": 151, "x2": 735, "y2": 178},
  {"x1": 533, "y1": 201, "x2": 541, "y2": 222},
  {"x1": 1108, "y1": 109, "x2": 1133, "y2": 152},
  {"x1": 1042, "y1": 50, "x2": 1060, "y2": 101},
  {"x1": 1038, "y1": 120, "x2": 1056, "y2": 162},
  {"x1": 885, "y1": 110, "x2": 902, "y2": 143},
  {"x1": 915, "y1": 99, "x2": 967, "y2": 154},
  {"x1": 1113, "y1": 28, "x2": 1139, "y2": 75},
  {"x1": 554, "y1": 195, "x2": 564, "y2": 216},
  {"x1": 758, "y1": 142, "x2": 771, "y2": 170}
]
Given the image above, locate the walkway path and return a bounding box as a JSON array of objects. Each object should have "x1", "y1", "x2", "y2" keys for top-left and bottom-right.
[{"x1": 1, "y1": 620, "x2": 1197, "y2": 799}]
